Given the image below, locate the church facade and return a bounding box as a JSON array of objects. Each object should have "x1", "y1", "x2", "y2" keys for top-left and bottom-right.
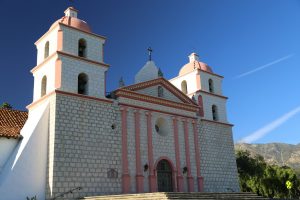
[{"x1": 0, "y1": 7, "x2": 239, "y2": 200}]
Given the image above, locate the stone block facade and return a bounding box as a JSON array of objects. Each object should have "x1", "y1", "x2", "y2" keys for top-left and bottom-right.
[
  {"x1": 45, "y1": 89, "x2": 239, "y2": 199},
  {"x1": 199, "y1": 120, "x2": 240, "y2": 192},
  {"x1": 61, "y1": 26, "x2": 105, "y2": 63},
  {"x1": 46, "y1": 93, "x2": 122, "y2": 199},
  {"x1": 59, "y1": 55, "x2": 107, "y2": 98}
]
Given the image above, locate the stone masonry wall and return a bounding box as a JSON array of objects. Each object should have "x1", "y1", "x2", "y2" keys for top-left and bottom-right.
[
  {"x1": 198, "y1": 120, "x2": 240, "y2": 192},
  {"x1": 59, "y1": 55, "x2": 107, "y2": 99},
  {"x1": 45, "y1": 92, "x2": 239, "y2": 198},
  {"x1": 46, "y1": 93, "x2": 122, "y2": 200},
  {"x1": 61, "y1": 26, "x2": 105, "y2": 63}
]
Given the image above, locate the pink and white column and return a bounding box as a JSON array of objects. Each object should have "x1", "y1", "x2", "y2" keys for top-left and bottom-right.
[
  {"x1": 183, "y1": 119, "x2": 194, "y2": 192},
  {"x1": 120, "y1": 106, "x2": 130, "y2": 193},
  {"x1": 146, "y1": 111, "x2": 157, "y2": 192},
  {"x1": 172, "y1": 117, "x2": 184, "y2": 192},
  {"x1": 134, "y1": 109, "x2": 144, "y2": 193}
]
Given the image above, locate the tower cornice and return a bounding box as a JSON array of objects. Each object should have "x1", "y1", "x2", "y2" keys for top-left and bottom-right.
[
  {"x1": 190, "y1": 90, "x2": 228, "y2": 100},
  {"x1": 201, "y1": 119, "x2": 233, "y2": 127},
  {"x1": 30, "y1": 51, "x2": 110, "y2": 74},
  {"x1": 57, "y1": 51, "x2": 110, "y2": 68}
]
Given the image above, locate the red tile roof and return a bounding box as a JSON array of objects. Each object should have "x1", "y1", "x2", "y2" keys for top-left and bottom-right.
[{"x1": 0, "y1": 108, "x2": 28, "y2": 139}]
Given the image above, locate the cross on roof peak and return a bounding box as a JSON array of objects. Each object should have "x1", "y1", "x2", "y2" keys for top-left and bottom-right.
[{"x1": 147, "y1": 47, "x2": 153, "y2": 61}]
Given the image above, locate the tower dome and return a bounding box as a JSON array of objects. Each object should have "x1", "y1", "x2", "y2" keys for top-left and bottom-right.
[
  {"x1": 179, "y1": 53, "x2": 213, "y2": 76},
  {"x1": 49, "y1": 7, "x2": 91, "y2": 32}
]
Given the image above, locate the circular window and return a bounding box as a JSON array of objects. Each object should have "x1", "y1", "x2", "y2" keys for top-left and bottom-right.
[{"x1": 155, "y1": 117, "x2": 169, "y2": 136}]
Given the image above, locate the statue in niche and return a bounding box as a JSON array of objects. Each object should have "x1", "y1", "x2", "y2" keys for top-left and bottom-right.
[{"x1": 107, "y1": 168, "x2": 118, "y2": 178}]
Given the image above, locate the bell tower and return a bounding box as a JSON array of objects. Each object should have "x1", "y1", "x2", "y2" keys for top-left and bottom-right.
[
  {"x1": 169, "y1": 53, "x2": 228, "y2": 123},
  {"x1": 31, "y1": 7, "x2": 109, "y2": 102}
]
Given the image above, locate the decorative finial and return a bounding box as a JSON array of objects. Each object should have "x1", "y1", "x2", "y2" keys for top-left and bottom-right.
[
  {"x1": 147, "y1": 47, "x2": 153, "y2": 61},
  {"x1": 158, "y1": 68, "x2": 164, "y2": 77},
  {"x1": 119, "y1": 77, "x2": 125, "y2": 87}
]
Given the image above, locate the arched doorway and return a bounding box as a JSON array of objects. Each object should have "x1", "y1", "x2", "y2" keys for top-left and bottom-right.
[{"x1": 156, "y1": 159, "x2": 173, "y2": 192}]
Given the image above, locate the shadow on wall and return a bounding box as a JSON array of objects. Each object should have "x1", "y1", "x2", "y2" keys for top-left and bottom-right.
[{"x1": 0, "y1": 102, "x2": 50, "y2": 200}]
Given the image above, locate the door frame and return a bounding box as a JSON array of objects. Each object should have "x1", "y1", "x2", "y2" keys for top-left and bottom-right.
[{"x1": 154, "y1": 156, "x2": 176, "y2": 192}]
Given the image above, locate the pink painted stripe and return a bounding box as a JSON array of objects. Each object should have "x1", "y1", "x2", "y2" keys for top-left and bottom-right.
[
  {"x1": 134, "y1": 109, "x2": 144, "y2": 192},
  {"x1": 57, "y1": 28, "x2": 63, "y2": 51},
  {"x1": 192, "y1": 120, "x2": 204, "y2": 192},
  {"x1": 198, "y1": 95, "x2": 204, "y2": 117},
  {"x1": 55, "y1": 58, "x2": 62, "y2": 89},
  {"x1": 183, "y1": 119, "x2": 194, "y2": 192}
]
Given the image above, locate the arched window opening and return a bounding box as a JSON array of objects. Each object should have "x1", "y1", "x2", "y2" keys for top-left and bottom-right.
[
  {"x1": 158, "y1": 86, "x2": 164, "y2": 97},
  {"x1": 41, "y1": 76, "x2": 47, "y2": 97},
  {"x1": 209, "y1": 79, "x2": 214, "y2": 93},
  {"x1": 78, "y1": 39, "x2": 87, "y2": 57},
  {"x1": 78, "y1": 73, "x2": 88, "y2": 95},
  {"x1": 198, "y1": 95, "x2": 204, "y2": 117},
  {"x1": 181, "y1": 80, "x2": 188, "y2": 94},
  {"x1": 44, "y1": 41, "x2": 49, "y2": 59},
  {"x1": 212, "y1": 105, "x2": 218, "y2": 121}
]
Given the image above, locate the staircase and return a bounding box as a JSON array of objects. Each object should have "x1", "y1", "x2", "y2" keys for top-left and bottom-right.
[{"x1": 81, "y1": 192, "x2": 270, "y2": 200}]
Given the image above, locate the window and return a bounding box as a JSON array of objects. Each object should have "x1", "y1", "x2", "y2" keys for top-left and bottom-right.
[
  {"x1": 155, "y1": 117, "x2": 168, "y2": 136},
  {"x1": 44, "y1": 41, "x2": 49, "y2": 59},
  {"x1": 78, "y1": 39, "x2": 87, "y2": 57},
  {"x1": 158, "y1": 86, "x2": 164, "y2": 97},
  {"x1": 212, "y1": 105, "x2": 218, "y2": 121},
  {"x1": 198, "y1": 95, "x2": 204, "y2": 117},
  {"x1": 181, "y1": 80, "x2": 187, "y2": 94},
  {"x1": 41, "y1": 76, "x2": 47, "y2": 97},
  {"x1": 78, "y1": 73, "x2": 88, "y2": 95},
  {"x1": 209, "y1": 79, "x2": 214, "y2": 93}
]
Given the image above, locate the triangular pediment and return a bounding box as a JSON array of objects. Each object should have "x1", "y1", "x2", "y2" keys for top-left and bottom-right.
[{"x1": 118, "y1": 78, "x2": 197, "y2": 106}]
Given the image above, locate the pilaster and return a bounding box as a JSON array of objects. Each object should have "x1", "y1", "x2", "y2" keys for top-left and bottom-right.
[
  {"x1": 172, "y1": 116, "x2": 183, "y2": 192},
  {"x1": 146, "y1": 111, "x2": 156, "y2": 192},
  {"x1": 120, "y1": 106, "x2": 130, "y2": 193},
  {"x1": 183, "y1": 118, "x2": 194, "y2": 192},
  {"x1": 134, "y1": 109, "x2": 144, "y2": 193}
]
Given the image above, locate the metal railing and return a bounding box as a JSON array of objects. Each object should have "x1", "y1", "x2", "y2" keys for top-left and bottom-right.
[{"x1": 51, "y1": 187, "x2": 82, "y2": 200}]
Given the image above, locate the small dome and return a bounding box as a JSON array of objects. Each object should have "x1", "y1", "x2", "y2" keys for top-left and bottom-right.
[
  {"x1": 179, "y1": 53, "x2": 213, "y2": 76},
  {"x1": 50, "y1": 16, "x2": 91, "y2": 32},
  {"x1": 50, "y1": 7, "x2": 91, "y2": 33}
]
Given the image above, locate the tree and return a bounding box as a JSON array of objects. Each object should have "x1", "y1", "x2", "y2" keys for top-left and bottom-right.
[
  {"x1": 1, "y1": 102, "x2": 12, "y2": 109},
  {"x1": 236, "y1": 150, "x2": 300, "y2": 198}
]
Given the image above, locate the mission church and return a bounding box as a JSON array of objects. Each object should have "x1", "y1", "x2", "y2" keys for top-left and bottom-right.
[{"x1": 0, "y1": 7, "x2": 239, "y2": 200}]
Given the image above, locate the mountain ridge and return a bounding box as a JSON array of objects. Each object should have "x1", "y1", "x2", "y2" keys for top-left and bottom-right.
[{"x1": 235, "y1": 142, "x2": 300, "y2": 170}]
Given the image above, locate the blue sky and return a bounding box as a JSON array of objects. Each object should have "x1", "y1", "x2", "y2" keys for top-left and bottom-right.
[{"x1": 1, "y1": 0, "x2": 300, "y2": 144}]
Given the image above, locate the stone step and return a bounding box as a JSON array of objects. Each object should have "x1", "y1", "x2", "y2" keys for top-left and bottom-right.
[{"x1": 81, "y1": 192, "x2": 270, "y2": 200}]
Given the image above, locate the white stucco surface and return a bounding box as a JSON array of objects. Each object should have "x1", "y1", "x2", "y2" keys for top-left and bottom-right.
[
  {"x1": 0, "y1": 138, "x2": 18, "y2": 174},
  {"x1": 135, "y1": 61, "x2": 159, "y2": 83},
  {"x1": 0, "y1": 102, "x2": 49, "y2": 200},
  {"x1": 36, "y1": 26, "x2": 59, "y2": 65}
]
